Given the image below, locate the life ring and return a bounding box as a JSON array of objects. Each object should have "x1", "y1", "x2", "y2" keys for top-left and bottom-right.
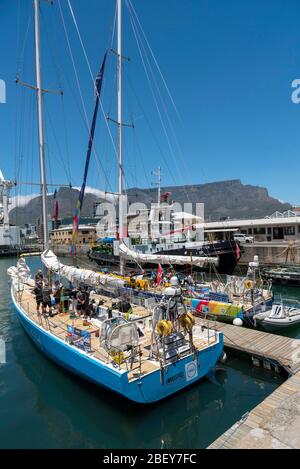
[
  {"x1": 156, "y1": 320, "x2": 173, "y2": 337},
  {"x1": 110, "y1": 351, "x2": 125, "y2": 365},
  {"x1": 179, "y1": 312, "x2": 195, "y2": 332}
]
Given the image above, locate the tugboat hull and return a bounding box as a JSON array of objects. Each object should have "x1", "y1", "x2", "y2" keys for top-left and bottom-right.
[{"x1": 89, "y1": 240, "x2": 240, "y2": 275}]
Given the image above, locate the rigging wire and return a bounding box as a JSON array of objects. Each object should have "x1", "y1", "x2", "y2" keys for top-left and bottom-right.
[
  {"x1": 126, "y1": 0, "x2": 208, "y2": 202},
  {"x1": 64, "y1": 0, "x2": 127, "y2": 192},
  {"x1": 126, "y1": 0, "x2": 183, "y2": 128},
  {"x1": 43, "y1": 100, "x2": 73, "y2": 182},
  {"x1": 128, "y1": 10, "x2": 191, "y2": 202},
  {"x1": 40, "y1": 5, "x2": 73, "y2": 185},
  {"x1": 123, "y1": 64, "x2": 177, "y2": 187},
  {"x1": 57, "y1": 0, "x2": 117, "y2": 195}
]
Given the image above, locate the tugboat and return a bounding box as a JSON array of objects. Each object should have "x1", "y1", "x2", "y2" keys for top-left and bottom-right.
[
  {"x1": 88, "y1": 237, "x2": 240, "y2": 275},
  {"x1": 89, "y1": 188, "x2": 241, "y2": 275}
]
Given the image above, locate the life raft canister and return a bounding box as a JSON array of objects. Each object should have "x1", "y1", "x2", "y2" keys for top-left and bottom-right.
[
  {"x1": 179, "y1": 312, "x2": 195, "y2": 332},
  {"x1": 245, "y1": 280, "x2": 253, "y2": 290},
  {"x1": 156, "y1": 320, "x2": 173, "y2": 337}
]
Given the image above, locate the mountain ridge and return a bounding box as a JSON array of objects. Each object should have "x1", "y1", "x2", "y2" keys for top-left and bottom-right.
[{"x1": 9, "y1": 179, "x2": 292, "y2": 226}]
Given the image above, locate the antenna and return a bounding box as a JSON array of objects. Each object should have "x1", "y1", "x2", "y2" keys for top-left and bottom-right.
[{"x1": 151, "y1": 166, "x2": 162, "y2": 208}]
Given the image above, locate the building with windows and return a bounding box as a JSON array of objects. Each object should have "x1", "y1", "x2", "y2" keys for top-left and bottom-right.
[
  {"x1": 203, "y1": 210, "x2": 300, "y2": 242},
  {"x1": 50, "y1": 225, "x2": 97, "y2": 247}
]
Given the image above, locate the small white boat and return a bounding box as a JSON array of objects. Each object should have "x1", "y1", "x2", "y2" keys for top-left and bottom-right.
[{"x1": 254, "y1": 303, "x2": 300, "y2": 330}]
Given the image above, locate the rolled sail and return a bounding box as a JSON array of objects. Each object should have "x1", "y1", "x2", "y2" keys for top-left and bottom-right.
[
  {"x1": 41, "y1": 250, "x2": 125, "y2": 288},
  {"x1": 118, "y1": 243, "x2": 219, "y2": 267}
]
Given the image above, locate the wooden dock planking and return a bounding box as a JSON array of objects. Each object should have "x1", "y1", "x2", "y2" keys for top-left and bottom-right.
[
  {"x1": 208, "y1": 370, "x2": 300, "y2": 449},
  {"x1": 202, "y1": 318, "x2": 300, "y2": 449},
  {"x1": 195, "y1": 318, "x2": 300, "y2": 374}
]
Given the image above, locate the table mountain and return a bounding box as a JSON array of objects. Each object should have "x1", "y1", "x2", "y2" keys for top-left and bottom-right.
[{"x1": 10, "y1": 179, "x2": 292, "y2": 226}]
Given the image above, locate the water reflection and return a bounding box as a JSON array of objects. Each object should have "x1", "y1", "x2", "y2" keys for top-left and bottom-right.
[{"x1": 0, "y1": 257, "x2": 284, "y2": 449}]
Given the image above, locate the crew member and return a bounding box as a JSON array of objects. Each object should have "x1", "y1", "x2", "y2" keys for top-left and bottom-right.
[
  {"x1": 42, "y1": 279, "x2": 53, "y2": 317},
  {"x1": 53, "y1": 280, "x2": 62, "y2": 314}
]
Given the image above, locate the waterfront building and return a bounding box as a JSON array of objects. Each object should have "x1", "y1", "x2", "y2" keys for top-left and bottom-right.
[
  {"x1": 50, "y1": 224, "x2": 97, "y2": 247},
  {"x1": 0, "y1": 170, "x2": 21, "y2": 248},
  {"x1": 203, "y1": 210, "x2": 300, "y2": 243}
]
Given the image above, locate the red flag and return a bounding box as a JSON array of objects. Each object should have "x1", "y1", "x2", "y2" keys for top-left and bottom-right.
[
  {"x1": 235, "y1": 242, "x2": 241, "y2": 260},
  {"x1": 160, "y1": 191, "x2": 171, "y2": 203},
  {"x1": 55, "y1": 201, "x2": 59, "y2": 223},
  {"x1": 156, "y1": 264, "x2": 163, "y2": 286}
]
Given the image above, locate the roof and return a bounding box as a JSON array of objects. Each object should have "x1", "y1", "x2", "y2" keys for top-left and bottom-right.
[
  {"x1": 51, "y1": 224, "x2": 96, "y2": 232},
  {"x1": 172, "y1": 212, "x2": 203, "y2": 221},
  {"x1": 203, "y1": 216, "x2": 300, "y2": 230}
]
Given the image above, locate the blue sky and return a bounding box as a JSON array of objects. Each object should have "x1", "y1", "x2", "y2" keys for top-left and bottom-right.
[{"x1": 1, "y1": 0, "x2": 300, "y2": 205}]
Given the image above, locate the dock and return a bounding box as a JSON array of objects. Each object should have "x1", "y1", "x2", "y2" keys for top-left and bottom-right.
[
  {"x1": 197, "y1": 318, "x2": 300, "y2": 375},
  {"x1": 239, "y1": 241, "x2": 300, "y2": 266},
  {"x1": 208, "y1": 371, "x2": 300, "y2": 449},
  {"x1": 198, "y1": 319, "x2": 300, "y2": 449}
]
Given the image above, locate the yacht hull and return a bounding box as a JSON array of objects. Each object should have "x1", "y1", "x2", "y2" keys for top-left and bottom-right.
[{"x1": 11, "y1": 287, "x2": 223, "y2": 403}]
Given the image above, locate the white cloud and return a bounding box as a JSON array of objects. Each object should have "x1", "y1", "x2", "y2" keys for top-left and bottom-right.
[
  {"x1": 8, "y1": 186, "x2": 118, "y2": 212},
  {"x1": 9, "y1": 193, "x2": 40, "y2": 212},
  {"x1": 74, "y1": 186, "x2": 118, "y2": 203}
]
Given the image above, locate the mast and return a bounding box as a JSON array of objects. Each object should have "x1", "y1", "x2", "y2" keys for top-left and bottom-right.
[
  {"x1": 34, "y1": 0, "x2": 48, "y2": 249},
  {"x1": 117, "y1": 0, "x2": 125, "y2": 274},
  {"x1": 152, "y1": 166, "x2": 161, "y2": 208}
]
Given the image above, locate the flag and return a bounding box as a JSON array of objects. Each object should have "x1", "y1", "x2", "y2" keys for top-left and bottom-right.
[
  {"x1": 160, "y1": 192, "x2": 171, "y2": 203},
  {"x1": 156, "y1": 264, "x2": 163, "y2": 286},
  {"x1": 71, "y1": 52, "x2": 107, "y2": 255},
  {"x1": 55, "y1": 201, "x2": 59, "y2": 223},
  {"x1": 235, "y1": 242, "x2": 241, "y2": 260},
  {"x1": 53, "y1": 190, "x2": 59, "y2": 224}
]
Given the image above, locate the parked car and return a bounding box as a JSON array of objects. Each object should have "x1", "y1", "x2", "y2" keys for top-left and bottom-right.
[{"x1": 233, "y1": 233, "x2": 254, "y2": 244}]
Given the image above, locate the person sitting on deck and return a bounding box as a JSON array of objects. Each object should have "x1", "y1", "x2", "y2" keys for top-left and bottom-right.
[
  {"x1": 184, "y1": 274, "x2": 194, "y2": 287},
  {"x1": 42, "y1": 280, "x2": 53, "y2": 317},
  {"x1": 116, "y1": 296, "x2": 133, "y2": 320}
]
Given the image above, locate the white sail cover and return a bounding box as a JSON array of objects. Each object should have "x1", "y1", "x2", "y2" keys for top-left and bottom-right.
[
  {"x1": 7, "y1": 257, "x2": 35, "y2": 287},
  {"x1": 41, "y1": 250, "x2": 125, "y2": 288},
  {"x1": 118, "y1": 243, "x2": 218, "y2": 267}
]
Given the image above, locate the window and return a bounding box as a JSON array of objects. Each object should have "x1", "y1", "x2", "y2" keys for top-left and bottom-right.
[
  {"x1": 284, "y1": 226, "x2": 295, "y2": 236},
  {"x1": 248, "y1": 228, "x2": 253, "y2": 234},
  {"x1": 254, "y1": 227, "x2": 266, "y2": 235},
  {"x1": 267, "y1": 228, "x2": 272, "y2": 234}
]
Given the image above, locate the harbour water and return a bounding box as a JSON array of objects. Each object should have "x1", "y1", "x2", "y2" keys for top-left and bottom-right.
[{"x1": 0, "y1": 256, "x2": 295, "y2": 449}]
